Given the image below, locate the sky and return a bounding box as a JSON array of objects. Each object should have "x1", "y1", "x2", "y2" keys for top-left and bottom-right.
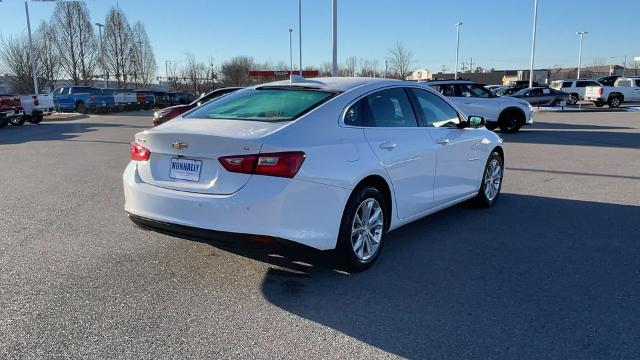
[{"x1": 1, "y1": 0, "x2": 639, "y2": 76}]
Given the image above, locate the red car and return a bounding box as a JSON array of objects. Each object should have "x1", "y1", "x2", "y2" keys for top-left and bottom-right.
[
  {"x1": 152, "y1": 87, "x2": 241, "y2": 127},
  {"x1": 0, "y1": 94, "x2": 23, "y2": 128}
]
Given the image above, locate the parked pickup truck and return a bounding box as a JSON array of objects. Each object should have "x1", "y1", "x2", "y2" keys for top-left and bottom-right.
[
  {"x1": 19, "y1": 94, "x2": 55, "y2": 124},
  {"x1": 112, "y1": 89, "x2": 138, "y2": 111},
  {"x1": 135, "y1": 90, "x2": 156, "y2": 110},
  {"x1": 53, "y1": 86, "x2": 111, "y2": 113},
  {"x1": 0, "y1": 94, "x2": 23, "y2": 128},
  {"x1": 585, "y1": 77, "x2": 640, "y2": 107}
]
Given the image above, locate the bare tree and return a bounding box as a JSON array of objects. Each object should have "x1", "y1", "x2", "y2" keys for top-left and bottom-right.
[
  {"x1": 51, "y1": 1, "x2": 96, "y2": 85},
  {"x1": 182, "y1": 53, "x2": 208, "y2": 94},
  {"x1": 104, "y1": 6, "x2": 132, "y2": 88},
  {"x1": 130, "y1": 21, "x2": 156, "y2": 87},
  {"x1": 320, "y1": 62, "x2": 333, "y2": 76},
  {"x1": 592, "y1": 56, "x2": 607, "y2": 67},
  {"x1": 220, "y1": 56, "x2": 254, "y2": 86},
  {"x1": 0, "y1": 34, "x2": 34, "y2": 93},
  {"x1": 386, "y1": 42, "x2": 413, "y2": 79},
  {"x1": 342, "y1": 56, "x2": 358, "y2": 77},
  {"x1": 35, "y1": 21, "x2": 60, "y2": 92},
  {"x1": 359, "y1": 58, "x2": 380, "y2": 77}
]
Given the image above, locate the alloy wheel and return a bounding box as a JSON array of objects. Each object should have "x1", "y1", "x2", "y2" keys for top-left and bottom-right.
[
  {"x1": 484, "y1": 158, "x2": 502, "y2": 201},
  {"x1": 351, "y1": 198, "x2": 384, "y2": 262}
]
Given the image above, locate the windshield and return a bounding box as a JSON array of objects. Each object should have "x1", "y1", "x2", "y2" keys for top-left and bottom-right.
[{"x1": 186, "y1": 88, "x2": 335, "y2": 122}]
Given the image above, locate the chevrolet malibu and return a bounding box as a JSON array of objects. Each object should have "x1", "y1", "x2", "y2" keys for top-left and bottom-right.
[{"x1": 123, "y1": 77, "x2": 504, "y2": 271}]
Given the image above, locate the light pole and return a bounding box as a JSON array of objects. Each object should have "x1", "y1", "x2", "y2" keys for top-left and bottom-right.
[
  {"x1": 24, "y1": 1, "x2": 38, "y2": 94},
  {"x1": 528, "y1": 0, "x2": 538, "y2": 88},
  {"x1": 608, "y1": 56, "x2": 615, "y2": 76},
  {"x1": 454, "y1": 22, "x2": 463, "y2": 80},
  {"x1": 95, "y1": 23, "x2": 106, "y2": 88},
  {"x1": 331, "y1": 0, "x2": 337, "y2": 76},
  {"x1": 576, "y1": 31, "x2": 588, "y2": 79},
  {"x1": 289, "y1": 28, "x2": 293, "y2": 75},
  {"x1": 298, "y1": 0, "x2": 302, "y2": 75}
]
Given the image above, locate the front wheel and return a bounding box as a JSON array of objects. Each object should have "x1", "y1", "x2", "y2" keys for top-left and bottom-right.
[
  {"x1": 498, "y1": 110, "x2": 524, "y2": 134},
  {"x1": 568, "y1": 94, "x2": 579, "y2": 105},
  {"x1": 336, "y1": 186, "x2": 387, "y2": 272},
  {"x1": 475, "y1": 152, "x2": 504, "y2": 207},
  {"x1": 608, "y1": 96, "x2": 622, "y2": 108}
]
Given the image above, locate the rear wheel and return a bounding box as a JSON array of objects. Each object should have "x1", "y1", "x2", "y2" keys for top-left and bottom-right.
[
  {"x1": 28, "y1": 115, "x2": 43, "y2": 124},
  {"x1": 9, "y1": 116, "x2": 26, "y2": 126},
  {"x1": 336, "y1": 186, "x2": 387, "y2": 272},
  {"x1": 498, "y1": 110, "x2": 524, "y2": 133},
  {"x1": 594, "y1": 101, "x2": 605, "y2": 107},
  {"x1": 475, "y1": 151, "x2": 504, "y2": 207},
  {"x1": 75, "y1": 101, "x2": 87, "y2": 114},
  {"x1": 608, "y1": 96, "x2": 622, "y2": 108}
]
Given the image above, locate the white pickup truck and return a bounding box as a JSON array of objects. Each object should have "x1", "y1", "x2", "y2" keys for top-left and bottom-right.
[
  {"x1": 19, "y1": 94, "x2": 55, "y2": 124},
  {"x1": 584, "y1": 77, "x2": 640, "y2": 108}
]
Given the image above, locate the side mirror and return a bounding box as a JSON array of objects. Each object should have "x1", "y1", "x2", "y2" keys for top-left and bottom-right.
[{"x1": 467, "y1": 116, "x2": 485, "y2": 129}]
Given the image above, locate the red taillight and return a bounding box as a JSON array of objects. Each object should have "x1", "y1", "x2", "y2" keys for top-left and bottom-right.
[
  {"x1": 219, "y1": 152, "x2": 305, "y2": 178},
  {"x1": 32, "y1": 95, "x2": 39, "y2": 106},
  {"x1": 598, "y1": 87, "x2": 604, "y2": 95},
  {"x1": 130, "y1": 142, "x2": 150, "y2": 161}
]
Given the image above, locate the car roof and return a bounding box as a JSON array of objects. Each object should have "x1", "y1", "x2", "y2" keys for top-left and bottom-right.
[
  {"x1": 425, "y1": 79, "x2": 475, "y2": 85},
  {"x1": 256, "y1": 77, "x2": 408, "y2": 92}
]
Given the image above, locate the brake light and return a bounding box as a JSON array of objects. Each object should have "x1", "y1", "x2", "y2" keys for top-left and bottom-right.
[
  {"x1": 598, "y1": 87, "x2": 604, "y2": 95},
  {"x1": 130, "y1": 142, "x2": 150, "y2": 161},
  {"x1": 219, "y1": 152, "x2": 305, "y2": 178},
  {"x1": 32, "y1": 95, "x2": 39, "y2": 106}
]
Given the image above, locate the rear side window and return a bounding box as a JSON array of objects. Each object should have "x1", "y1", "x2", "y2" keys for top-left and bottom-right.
[
  {"x1": 635, "y1": 80, "x2": 640, "y2": 87},
  {"x1": 459, "y1": 84, "x2": 492, "y2": 98},
  {"x1": 617, "y1": 80, "x2": 632, "y2": 87},
  {"x1": 562, "y1": 81, "x2": 573, "y2": 88},
  {"x1": 410, "y1": 88, "x2": 459, "y2": 128},
  {"x1": 588, "y1": 81, "x2": 600, "y2": 87},
  {"x1": 344, "y1": 100, "x2": 363, "y2": 126},
  {"x1": 362, "y1": 88, "x2": 418, "y2": 128},
  {"x1": 186, "y1": 88, "x2": 334, "y2": 122},
  {"x1": 576, "y1": 81, "x2": 589, "y2": 87},
  {"x1": 432, "y1": 84, "x2": 457, "y2": 97}
]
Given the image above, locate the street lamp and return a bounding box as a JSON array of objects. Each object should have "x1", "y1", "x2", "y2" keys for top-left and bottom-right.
[
  {"x1": 298, "y1": 0, "x2": 302, "y2": 75},
  {"x1": 576, "y1": 31, "x2": 588, "y2": 79},
  {"x1": 331, "y1": 0, "x2": 337, "y2": 77},
  {"x1": 95, "y1": 23, "x2": 106, "y2": 88},
  {"x1": 454, "y1": 22, "x2": 463, "y2": 80},
  {"x1": 24, "y1": 1, "x2": 38, "y2": 94},
  {"x1": 289, "y1": 28, "x2": 293, "y2": 75},
  {"x1": 528, "y1": 0, "x2": 539, "y2": 88}
]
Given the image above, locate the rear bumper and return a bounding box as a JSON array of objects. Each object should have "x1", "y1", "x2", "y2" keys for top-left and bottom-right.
[
  {"x1": 123, "y1": 162, "x2": 350, "y2": 250},
  {"x1": 585, "y1": 96, "x2": 605, "y2": 102}
]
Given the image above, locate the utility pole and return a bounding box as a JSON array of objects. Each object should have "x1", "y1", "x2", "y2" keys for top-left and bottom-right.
[
  {"x1": 622, "y1": 55, "x2": 627, "y2": 76},
  {"x1": 331, "y1": 0, "x2": 337, "y2": 76},
  {"x1": 455, "y1": 22, "x2": 463, "y2": 80},
  {"x1": 576, "y1": 31, "x2": 588, "y2": 79},
  {"x1": 24, "y1": 1, "x2": 38, "y2": 94},
  {"x1": 385, "y1": 60, "x2": 388, "y2": 78},
  {"x1": 298, "y1": 0, "x2": 302, "y2": 75},
  {"x1": 441, "y1": 64, "x2": 447, "y2": 73},
  {"x1": 289, "y1": 28, "x2": 293, "y2": 75},
  {"x1": 95, "y1": 23, "x2": 106, "y2": 88},
  {"x1": 469, "y1": 57, "x2": 473, "y2": 73},
  {"x1": 165, "y1": 60, "x2": 169, "y2": 83},
  {"x1": 529, "y1": 0, "x2": 538, "y2": 88}
]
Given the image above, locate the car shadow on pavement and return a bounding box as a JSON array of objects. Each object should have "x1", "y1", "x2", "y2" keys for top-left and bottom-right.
[
  {"x1": 503, "y1": 129, "x2": 640, "y2": 149},
  {"x1": 251, "y1": 194, "x2": 639, "y2": 359},
  {"x1": 0, "y1": 122, "x2": 148, "y2": 145},
  {"x1": 529, "y1": 121, "x2": 633, "y2": 130}
]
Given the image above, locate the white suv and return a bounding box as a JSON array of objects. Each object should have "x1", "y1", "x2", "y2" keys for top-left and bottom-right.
[
  {"x1": 549, "y1": 79, "x2": 602, "y2": 104},
  {"x1": 428, "y1": 80, "x2": 533, "y2": 133}
]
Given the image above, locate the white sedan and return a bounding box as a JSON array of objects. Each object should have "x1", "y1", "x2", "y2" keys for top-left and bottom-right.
[{"x1": 123, "y1": 77, "x2": 504, "y2": 271}]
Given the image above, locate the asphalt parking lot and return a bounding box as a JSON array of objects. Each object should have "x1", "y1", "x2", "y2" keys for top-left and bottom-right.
[{"x1": 1, "y1": 110, "x2": 639, "y2": 359}]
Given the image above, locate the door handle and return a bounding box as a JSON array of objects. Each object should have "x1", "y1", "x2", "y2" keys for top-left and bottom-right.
[
  {"x1": 436, "y1": 137, "x2": 450, "y2": 145},
  {"x1": 379, "y1": 142, "x2": 397, "y2": 150}
]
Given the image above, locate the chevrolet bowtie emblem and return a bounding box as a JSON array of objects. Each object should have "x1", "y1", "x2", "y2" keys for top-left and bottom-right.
[{"x1": 172, "y1": 142, "x2": 188, "y2": 150}]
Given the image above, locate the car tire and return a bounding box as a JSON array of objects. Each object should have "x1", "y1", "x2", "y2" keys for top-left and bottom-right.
[
  {"x1": 485, "y1": 122, "x2": 498, "y2": 131},
  {"x1": 608, "y1": 96, "x2": 622, "y2": 108},
  {"x1": 336, "y1": 186, "x2": 388, "y2": 272},
  {"x1": 9, "y1": 116, "x2": 26, "y2": 126},
  {"x1": 498, "y1": 110, "x2": 523, "y2": 133},
  {"x1": 75, "y1": 101, "x2": 87, "y2": 114},
  {"x1": 568, "y1": 94, "x2": 579, "y2": 105},
  {"x1": 475, "y1": 151, "x2": 504, "y2": 208},
  {"x1": 28, "y1": 115, "x2": 43, "y2": 124},
  {"x1": 594, "y1": 101, "x2": 605, "y2": 107}
]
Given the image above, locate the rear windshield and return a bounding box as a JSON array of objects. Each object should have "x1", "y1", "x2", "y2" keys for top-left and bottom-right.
[{"x1": 186, "y1": 88, "x2": 335, "y2": 122}]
